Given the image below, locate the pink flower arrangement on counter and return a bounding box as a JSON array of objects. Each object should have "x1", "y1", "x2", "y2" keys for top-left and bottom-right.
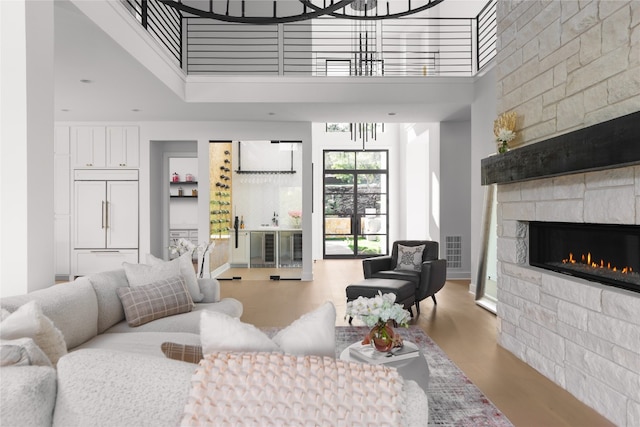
[
  {"x1": 288, "y1": 210, "x2": 302, "y2": 228},
  {"x1": 288, "y1": 210, "x2": 302, "y2": 219}
]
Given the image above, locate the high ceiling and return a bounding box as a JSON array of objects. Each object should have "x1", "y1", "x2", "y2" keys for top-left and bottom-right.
[{"x1": 54, "y1": 0, "x2": 489, "y2": 123}]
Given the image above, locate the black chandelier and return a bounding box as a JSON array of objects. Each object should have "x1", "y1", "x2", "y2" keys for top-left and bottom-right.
[{"x1": 157, "y1": 0, "x2": 445, "y2": 24}]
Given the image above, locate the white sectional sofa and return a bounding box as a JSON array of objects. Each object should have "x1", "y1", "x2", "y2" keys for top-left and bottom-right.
[
  {"x1": 0, "y1": 268, "x2": 242, "y2": 426},
  {"x1": 0, "y1": 267, "x2": 429, "y2": 426}
]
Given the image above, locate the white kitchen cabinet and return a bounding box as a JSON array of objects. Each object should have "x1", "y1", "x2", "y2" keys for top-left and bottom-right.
[
  {"x1": 230, "y1": 231, "x2": 250, "y2": 267},
  {"x1": 71, "y1": 126, "x2": 106, "y2": 168},
  {"x1": 71, "y1": 126, "x2": 139, "y2": 169},
  {"x1": 72, "y1": 169, "x2": 139, "y2": 276},
  {"x1": 73, "y1": 250, "x2": 139, "y2": 276},
  {"x1": 107, "y1": 126, "x2": 139, "y2": 168}
]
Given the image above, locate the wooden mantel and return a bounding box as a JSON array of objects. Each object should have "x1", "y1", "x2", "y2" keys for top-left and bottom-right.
[{"x1": 481, "y1": 110, "x2": 640, "y2": 185}]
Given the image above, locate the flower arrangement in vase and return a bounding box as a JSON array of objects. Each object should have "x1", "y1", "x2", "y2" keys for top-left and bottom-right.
[
  {"x1": 345, "y1": 292, "x2": 411, "y2": 352},
  {"x1": 169, "y1": 238, "x2": 215, "y2": 278},
  {"x1": 288, "y1": 210, "x2": 302, "y2": 229},
  {"x1": 494, "y1": 111, "x2": 518, "y2": 153}
]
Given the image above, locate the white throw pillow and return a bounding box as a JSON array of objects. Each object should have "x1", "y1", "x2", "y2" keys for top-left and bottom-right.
[
  {"x1": 200, "y1": 310, "x2": 280, "y2": 354},
  {"x1": 0, "y1": 338, "x2": 52, "y2": 367},
  {"x1": 200, "y1": 302, "x2": 337, "y2": 357},
  {"x1": 272, "y1": 301, "x2": 336, "y2": 357},
  {"x1": 0, "y1": 308, "x2": 10, "y2": 322},
  {"x1": 0, "y1": 301, "x2": 67, "y2": 366},
  {"x1": 123, "y1": 258, "x2": 181, "y2": 287},
  {"x1": 146, "y1": 253, "x2": 203, "y2": 302}
]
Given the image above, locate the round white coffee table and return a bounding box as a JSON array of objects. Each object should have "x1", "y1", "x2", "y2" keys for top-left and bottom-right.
[{"x1": 340, "y1": 341, "x2": 430, "y2": 391}]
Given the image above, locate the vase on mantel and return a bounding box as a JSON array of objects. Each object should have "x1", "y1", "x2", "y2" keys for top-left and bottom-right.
[
  {"x1": 498, "y1": 141, "x2": 509, "y2": 154},
  {"x1": 369, "y1": 321, "x2": 396, "y2": 352}
]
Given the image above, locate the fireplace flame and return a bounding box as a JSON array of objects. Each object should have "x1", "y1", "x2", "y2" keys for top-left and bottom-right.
[{"x1": 562, "y1": 252, "x2": 633, "y2": 274}]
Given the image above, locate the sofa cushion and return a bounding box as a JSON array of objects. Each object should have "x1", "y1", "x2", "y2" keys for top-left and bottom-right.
[
  {"x1": 87, "y1": 269, "x2": 129, "y2": 334},
  {"x1": 0, "y1": 365, "x2": 57, "y2": 427},
  {"x1": 74, "y1": 332, "x2": 201, "y2": 359},
  {"x1": 54, "y1": 349, "x2": 195, "y2": 427},
  {"x1": 116, "y1": 276, "x2": 194, "y2": 327},
  {"x1": 371, "y1": 269, "x2": 421, "y2": 287},
  {"x1": 1, "y1": 337, "x2": 52, "y2": 367},
  {"x1": 147, "y1": 253, "x2": 204, "y2": 303},
  {"x1": 395, "y1": 244, "x2": 425, "y2": 271},
  {"x1": 0, "y1": 277, "x2": 98, "y2": 350},
  {"x1": 104, "y1": 300, "x2": 243, "y2": 334},
  {"x1": 123, "y1": 258, "x2": 181, "y2": 287},
  {"x1": 0, "y1": 300, "x2": 68, "y2": 366}
]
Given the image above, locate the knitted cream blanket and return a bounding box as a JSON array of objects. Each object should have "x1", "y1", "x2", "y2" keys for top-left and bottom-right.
[{"x1": 180, "y1": 352, "x2": 405, "y2": 427}]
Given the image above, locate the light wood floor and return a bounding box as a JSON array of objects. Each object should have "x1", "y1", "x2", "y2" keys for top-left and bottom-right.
[{"x1": 219, "y1": 259, "x2": 614, "y2": 427}]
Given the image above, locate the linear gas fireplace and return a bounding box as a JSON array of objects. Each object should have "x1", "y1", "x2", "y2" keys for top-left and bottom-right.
[{"x1": 529, "y1": 222, "x2": 640, "y2": 293}]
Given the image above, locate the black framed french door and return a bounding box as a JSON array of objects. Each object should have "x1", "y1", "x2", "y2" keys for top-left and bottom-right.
[{"x1": 323, "y1": 150, "x2": 389, "y2": 258}]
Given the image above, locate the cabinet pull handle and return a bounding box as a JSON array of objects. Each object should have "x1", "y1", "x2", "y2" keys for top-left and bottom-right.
[
  {"x1": 101, "y1": 201, "x2": 105, "y2": 229},
  {"x1": 105, "y1": 201, "x2": 109, "y2": 229}
]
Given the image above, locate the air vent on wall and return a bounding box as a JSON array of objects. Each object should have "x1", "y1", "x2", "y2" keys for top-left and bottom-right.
[{"x1": 445, "y1": 236, "x2": 462, "y2": 269}]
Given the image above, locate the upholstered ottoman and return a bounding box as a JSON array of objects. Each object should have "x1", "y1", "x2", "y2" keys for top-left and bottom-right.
[{"x1": 346, "y1": 278, "x2": 416, "y2": 323}]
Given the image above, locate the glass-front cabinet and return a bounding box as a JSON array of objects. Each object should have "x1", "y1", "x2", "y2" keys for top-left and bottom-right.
[
  {"x1": 279, "y1": 231, "x2": 303, "y2": 267},
  {"x1": 248, "y1": 230, "x2": 302, "y2": 268}
]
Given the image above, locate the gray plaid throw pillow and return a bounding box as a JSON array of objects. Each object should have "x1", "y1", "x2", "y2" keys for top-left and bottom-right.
[{"x1": 117, "y1": 276, "x2": 194, "y2": 327}]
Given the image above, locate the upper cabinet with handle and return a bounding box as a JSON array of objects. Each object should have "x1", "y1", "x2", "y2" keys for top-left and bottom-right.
[{"x1": 72, "y1": 126, "x2": 139, "y2": 169}]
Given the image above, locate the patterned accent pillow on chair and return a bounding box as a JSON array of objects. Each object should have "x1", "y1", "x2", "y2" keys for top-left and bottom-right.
[{"x1": 395, "y1": 244, "x2": 425, "y2": 271}]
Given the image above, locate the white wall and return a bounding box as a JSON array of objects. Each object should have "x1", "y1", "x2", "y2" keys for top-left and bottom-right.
[
  {"x1": 0, "y1": 0, "x2": 55, "y2": 296},
  {"x1": 404, "y1": 129, "x2": 429, "y2": 238},
  {"x1": 441, "y1": 120, "x2": 472, "y2": 279},
  {"x1": 232, "y1": 140, "x2": 302, "y2": 229}
]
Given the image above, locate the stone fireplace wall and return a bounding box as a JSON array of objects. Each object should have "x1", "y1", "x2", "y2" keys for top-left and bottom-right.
[{"x1": 495, "y1": 1, "x2": 640, "y2": 425}]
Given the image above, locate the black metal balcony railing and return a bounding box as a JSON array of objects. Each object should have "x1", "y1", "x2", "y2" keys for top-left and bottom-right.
[
  {"x1": 477, "y1": 0, "x2": 497, "y2": 71},
  {"x1": 122, "y1": 0, "x2": 182, "y2": 67},
  {"x1": 122, "y1": 0, "x2": 496, "y2": 77}
]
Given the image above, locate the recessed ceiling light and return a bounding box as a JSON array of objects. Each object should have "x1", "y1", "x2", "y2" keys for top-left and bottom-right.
[
  {"x1": 80, "y1": 79, "x2": 92, "y2": 84},
  {"x1": 388, "y1": 112, "x2": 396, "y2": 116},
  {"x1": 268, "y1": 112, "x2": 276, "y2": 116},
  {"x1": 61, "y1": 109, "x2": 70, "y2": 112},
  {"x1": 131, "y1": 108, "x2": 140, "y2": 112}
]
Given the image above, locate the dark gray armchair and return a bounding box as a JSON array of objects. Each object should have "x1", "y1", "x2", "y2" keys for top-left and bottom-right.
[{"x1": 362, "y1": 240, "x2": 447, "y2": 316}]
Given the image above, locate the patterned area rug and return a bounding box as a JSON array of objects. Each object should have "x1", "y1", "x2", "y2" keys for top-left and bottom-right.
[{"x1": 334, "y1": 326, "x2": 514, "y2": 427}]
